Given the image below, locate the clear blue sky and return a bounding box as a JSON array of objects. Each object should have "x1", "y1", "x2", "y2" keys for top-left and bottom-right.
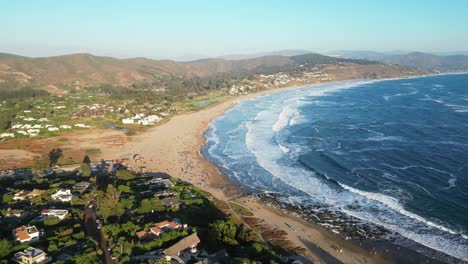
[{"x1": 1, "y1": 0, "x2": 467, "y2": 59}]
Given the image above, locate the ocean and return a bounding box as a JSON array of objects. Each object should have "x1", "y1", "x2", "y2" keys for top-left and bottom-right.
[{"x1": 203, "y1": 74, "x2": 468, "y2": 261}]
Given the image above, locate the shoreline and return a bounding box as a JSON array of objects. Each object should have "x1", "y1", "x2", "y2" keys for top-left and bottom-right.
[
  {"x1": 194, "y1": 76, "x2": 466, "y2": 264},
  {"x1": 108, "y1": 80, "x2": 390, "y2": 263},
  {"x1": 2, "y1": 74, "x2": 462, "y2": 262}
]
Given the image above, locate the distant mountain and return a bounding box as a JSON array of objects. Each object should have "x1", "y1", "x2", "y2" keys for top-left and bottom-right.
[
  {"x1": 327, "y1": 50, "x2": 410, "y2": 61},
  {"x1": 381, "y1": 52, "x2": 468, "y2": 71},
  {"x1": 218, "y1": 49, "x2": 314, "y2": 60},
  {"x1": 327, "y1": 50, "x2": 468, "y2": 71}
]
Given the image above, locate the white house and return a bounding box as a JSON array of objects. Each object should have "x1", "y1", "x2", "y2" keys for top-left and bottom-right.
[
  {"x1": 59, "y1": 125, "x2": 72, "y2": 129},
  {"x1": 74, "y1": 123, "x2": 90, "y2": 128},
  {"x1": 47, "y1": 127, "x2": 59, "y2": 132},
  {"x1": 1, "y1": 133, "x2": 15, "y2": 138},
  {"x1": 51, "y1": 189, "x2": 72, "y2": 202},
  {"x1": 122, "y1": 118, "x2": 134, "y2": 124},
  {"x1": 41, "y1": 209, "x2": 68, "y2": 220}
]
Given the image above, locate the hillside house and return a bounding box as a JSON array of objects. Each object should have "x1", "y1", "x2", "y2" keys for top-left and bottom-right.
[
  {"x1": 163, "y1": 233, "x2": 200, "y2": 261},
  {"x1": 12, "y1": 225, "x2": 40, "y2": 244},
  {"x1": 11, "y1": 247, "x2": 47, "y2": 264},
  {"x1": 136, "y1": 220, "x2": 183, "y2": 240},
  {"x1": 51, "y1": 189, "x2": 72, "y2": 202},
  {"x1": 13, "y1": 189, "x2": 44, "y2": 201},
  {"x1": 41, "y1": 209, "x2": 68, "y2": 220}
]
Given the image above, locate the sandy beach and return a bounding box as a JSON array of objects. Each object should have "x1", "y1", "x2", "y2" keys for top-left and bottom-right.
[{"x1": 104, "y1": 85, "x2": 391, "y2": 264}]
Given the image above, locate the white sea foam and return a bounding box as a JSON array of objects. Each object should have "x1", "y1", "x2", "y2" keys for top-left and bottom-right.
[
  {"x1": 365, "y1": 135, "x2": 405, "y2": 142},
  {"x1": 206, "y1": 78, "x2": 468, "y2": 261},
  {"x1": 272, "y1": 106, "x2": 296, "y2": 132}
]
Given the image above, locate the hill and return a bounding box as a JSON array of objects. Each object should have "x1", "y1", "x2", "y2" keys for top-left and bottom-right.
[{"x1": 0, "y1": 52, "x2": 381, "y2": 92}]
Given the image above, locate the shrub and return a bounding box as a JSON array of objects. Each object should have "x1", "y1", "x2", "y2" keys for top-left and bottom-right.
[{"x1": 115, "y1": 170, "x2": 135, "y2": 181}]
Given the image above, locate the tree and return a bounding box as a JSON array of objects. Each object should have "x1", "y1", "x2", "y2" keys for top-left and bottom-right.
[
  {"x1": 210, "y1": 220, "x2": 239, "y2": 246},
  {"x1": 137, "y1": 198, "x2": 164, "y2": 214},
  {"x1": 98, "y1": 185, "x2": 125, "y2": 220},
  {"x1": 0, "y1": 239, "x2": 12, "y2": 259},
  {"x1": 115, "y1": 170, "x2": 135, "y2": 181},
  {"x1": 82, "y1": 155, "x2": 91, "y2": 166},
  {"x1": 2, "y1": 193, "x2": 13, "y2": 204},
  {"x1": 48, "y1": 148, "x2": 63, "y2": 167},
  {"x1": 81, "y1": 163, "x2": 91, "y2": 177}
]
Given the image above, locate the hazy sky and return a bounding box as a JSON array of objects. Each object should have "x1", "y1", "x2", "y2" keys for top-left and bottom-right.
[{"x1": 2, "y1": 0, "x2": 467, "y2": 59}]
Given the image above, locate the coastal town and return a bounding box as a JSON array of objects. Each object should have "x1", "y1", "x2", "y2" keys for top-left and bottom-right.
[
  {"x1": 0, "y1": 152, "x2": 307, "y2": 264},
  {"x1": 0, "y1": 65, "x2": 337, "y2": 140}
]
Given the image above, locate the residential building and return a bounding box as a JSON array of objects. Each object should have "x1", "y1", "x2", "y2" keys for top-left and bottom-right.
[
  {"x1": 11, "y1": 247, "x2": 47, "y2": 264},
  {"x1": 13, "y1": 189, "x2": 44, "y2": 201},
  {"x1": 136, "y1": 220, "x2": 183, "y2": 239},
  {"x1": 13, "y1": 225, "x2": 40, "y2": 244},
  {"x1": 73, "y1": 181, "x2": 91, "y2": 191},
  {"x1": 164, "y1": 233, "x2": 200, "y2": 261},
  {"x1": 41, "y1": 209, "x2": 68, "y2": 220},
  {"x1": 6, "y1": 209, "x2": 28, "y2": 219},
  {"x1": 51, "y1": 189, "x2": 72, "y2": 202}
]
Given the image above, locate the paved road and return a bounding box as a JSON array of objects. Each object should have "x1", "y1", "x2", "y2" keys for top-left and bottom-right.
[{"x1": 84, "y1": 200, "x2": 118, "y2": 264}]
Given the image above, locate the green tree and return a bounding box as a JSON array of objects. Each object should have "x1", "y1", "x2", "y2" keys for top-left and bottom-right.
[
  {"x1": 1, "y1": 193, "x2": 13, "y2": 204},
  {"x1": 137, "y1": 198, "x2": 164, "y2": 214},
  {"x1": 80, "y1": 163, "x2": 91, "y2": 177},
  {"x1": 98, "y1": 185, "x2": 125, "y2": 220},
  {"x1": 0, "y1": 239, "x2": 12, "y2": 259},
  {"x1": 115, "y1": 170, "x2": 135, "y2": 180}
]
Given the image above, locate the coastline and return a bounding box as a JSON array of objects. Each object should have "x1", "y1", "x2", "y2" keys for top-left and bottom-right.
[
  {"x1": 106, "y1": 80, "x2": 395, "y2": 263},
  {"x1": 107, "y1": 75, "x2": 467, "y2": 263}
]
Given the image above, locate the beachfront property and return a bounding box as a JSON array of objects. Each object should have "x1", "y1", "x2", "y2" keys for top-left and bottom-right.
[
  {"x1": 51, "y1": 189, "x2": 72, "y2": 202},
  {"x1": 11, "y1": 247, "x2": 47, "y2": 264},
  {"x1": 163, "y1": 233, "x2": 200, "y2": 262},
  {"x1": 122, "y1": 114, "x2": 162, "y2": 125},
  {"x1": 13, "y1": 189, "x2": 44, "y2": 201},
  {"x1": 41, "y1": 209, "x2": 68, "y2": 220},
  {"x1": 12, "y1": 225, "x2": 40, "y2": 244}
]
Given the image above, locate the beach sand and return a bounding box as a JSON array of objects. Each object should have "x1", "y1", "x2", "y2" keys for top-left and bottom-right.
[{"x1": 104, "y1": 86, "x2": 390, "y2": 264}]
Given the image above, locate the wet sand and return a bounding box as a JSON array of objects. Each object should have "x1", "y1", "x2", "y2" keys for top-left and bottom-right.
[{"x1": 107, "y1": 85, "x2": 390, "y2": 263}]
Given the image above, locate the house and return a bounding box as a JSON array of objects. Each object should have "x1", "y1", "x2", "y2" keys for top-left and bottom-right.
[
  {"x1": 51, "y1": 189, "x2": 72, "y2": 202},
  {"x1": 73, "y1": 181, "x2": 91, "y2": 191},
  {"x1": 136, "y1": 220, "x2": 183, "y2": 239},
  {"x1": 41, "y1": 209, "x2": 68, "y2": 220},
  {"x1": 122, "y1": 118, "x2": 134, "y2": 124},
  {"x1": 1, "y1": 132, "x2": 15, "y2": 138},
  {"x1": 11, "y1": 247, "x2": 47, "y2": 264},
  {"x1": 47, "y1": 127, "x2": 59, "y2": 132},
  {"x1": 12, "y1": 225, "x2": 40, "y2": 244},
  {"x1": 74, "y1": 123, "x2": 90, "y2": 128},
  {"x1": 150, "y1": 220, "x2": 182, "y2": 236},
  {"x1": 148, "y1": 178, "x2": 174, "y2": 188},
  {"x1": 13, "y1": 189, "x2": 44, "y2": 201},
  {"x1": 59, "y1": 125, "x2": 72, "y2": 129},
  {"x1": 164, "y1": 233, "x2": 200, "y2": 261},
  {"x1": 6, "y1": 209, "x2": 28, "y2": 219},
  {"x1": 161, "y1": 196, "x2": 180, "y2": 208}
]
